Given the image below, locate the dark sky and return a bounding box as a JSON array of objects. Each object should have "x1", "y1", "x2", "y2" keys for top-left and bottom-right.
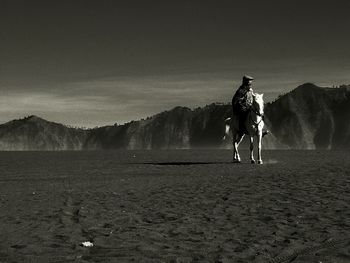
[{"x1": 1, "y1": 0, "x2": 350, "y2": 127}]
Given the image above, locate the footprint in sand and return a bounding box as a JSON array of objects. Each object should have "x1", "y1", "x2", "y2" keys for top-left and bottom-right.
[
  {"x1": 60, "y1": 195, "x2": 81, "y2": 225},
  {"x1": 11, "y1": 244, "x2": 26, "y2": 249}
]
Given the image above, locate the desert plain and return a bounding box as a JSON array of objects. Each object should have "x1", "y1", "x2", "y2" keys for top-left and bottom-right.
[{"x1": 0, "y1": 150, "x2": 349, "y2": 263}]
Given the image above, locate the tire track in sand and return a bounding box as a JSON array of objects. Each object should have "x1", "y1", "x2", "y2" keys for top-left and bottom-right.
[
  {"x1": 268, "y1": 238, "x2": 350, "y2": 263},
  {"x1": 55, "y1": 190, "x2": 90, "y2": 261}
]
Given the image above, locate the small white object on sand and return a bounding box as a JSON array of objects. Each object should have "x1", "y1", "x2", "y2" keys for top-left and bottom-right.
[{"x1": 81, "y1": 241, "x2": 94, "y2": 247}]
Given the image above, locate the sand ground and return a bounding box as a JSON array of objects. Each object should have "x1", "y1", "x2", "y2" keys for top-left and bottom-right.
[{"x1": 0, "y1": 150, "x2": 349, "y2": 262}]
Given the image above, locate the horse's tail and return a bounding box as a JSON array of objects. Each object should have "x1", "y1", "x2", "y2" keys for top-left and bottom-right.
[{"x1": 223, "y1": 117, "x2": 231, "y2": 140}]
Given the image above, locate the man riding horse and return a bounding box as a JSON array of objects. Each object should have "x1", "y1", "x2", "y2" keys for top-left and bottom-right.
[{"x1": 226, "y1": 75, "x2": 268, "y2": 164}]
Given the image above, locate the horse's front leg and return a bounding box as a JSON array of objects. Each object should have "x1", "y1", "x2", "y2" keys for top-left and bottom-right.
[
  {"x1": 223, "y1": 118, "x2": 231, "y2": 140},
  {"x1": 250, "y1": 136, "x2": 255, "y2": 164},
  {"x1": 232, "y1": 131, "x2": 238, "y2": 162},
  {"x1": 232, "y1": 131, "x2": 237, "y2": 161},
  {"x1": 257, "y1": 132, "x2": 263, "y2": 164}
]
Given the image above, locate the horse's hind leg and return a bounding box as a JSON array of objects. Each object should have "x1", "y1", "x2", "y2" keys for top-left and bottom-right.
[
  {"x1": 233, "y1": 132, "x2": 244, "y2": 163},
  {"x1": 250, "y1": 136, "x2": 255, "y2": 164},
  {"x1": 257, "y1": 132, "x2": 263, "y2": 164}
]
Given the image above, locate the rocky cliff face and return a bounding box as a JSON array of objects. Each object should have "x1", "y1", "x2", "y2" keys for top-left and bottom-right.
[
  {"x1": 84, "y1": 107, "x2": 194, "y2": 149},
  {"x1": 0, "y1": 84, "x2": 349, "y2": 150},
  {"x1": 264, "y1": 83, "x2": 350, "y2": 149},
  {"x1": 84, "y1": 105, "x2": 232, "y2": 149}
]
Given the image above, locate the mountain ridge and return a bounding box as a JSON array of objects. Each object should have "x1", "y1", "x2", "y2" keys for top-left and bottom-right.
[{"x1": 0, "y1": 83, "x2": 349, "y2": 150}]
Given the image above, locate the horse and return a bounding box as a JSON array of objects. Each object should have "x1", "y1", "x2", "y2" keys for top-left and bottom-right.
[{"x1": 223, "y1": 93, "x2": 265, "y2": 164}]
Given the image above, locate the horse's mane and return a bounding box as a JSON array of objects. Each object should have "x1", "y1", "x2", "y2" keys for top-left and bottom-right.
[{"x1": 253, "y1": 93, "x2": 264, "y2": 106}]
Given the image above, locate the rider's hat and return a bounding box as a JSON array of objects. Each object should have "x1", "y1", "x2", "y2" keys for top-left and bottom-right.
[{"x1": 243, "y1": 75, "x2": 254, "y2": 81}]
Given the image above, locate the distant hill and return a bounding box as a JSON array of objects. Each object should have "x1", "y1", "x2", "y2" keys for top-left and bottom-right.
[
  {"x1": 0, "y1": 83, "x2": 349, "y2": 150},
  {"x1": 0, "y1": 115, "x2": 88, "y2": 150}
]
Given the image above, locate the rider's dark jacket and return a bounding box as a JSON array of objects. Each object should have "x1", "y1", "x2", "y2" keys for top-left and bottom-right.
[{"x1": 232, "y1": 84, "x2": 254, "y2": 114}]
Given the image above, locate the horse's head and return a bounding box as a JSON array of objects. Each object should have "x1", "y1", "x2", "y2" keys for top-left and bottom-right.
[{"x1": 252, "y1": 93, "x2": 264, "y2": 116}]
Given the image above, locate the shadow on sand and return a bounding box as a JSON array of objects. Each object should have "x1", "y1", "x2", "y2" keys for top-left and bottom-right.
[
  {"x1": 136, "y1": 159, "x2": 278, "y2": 165},
  {"x1": 135, "y1": 161, "x2": 236, "y2": 166}
]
